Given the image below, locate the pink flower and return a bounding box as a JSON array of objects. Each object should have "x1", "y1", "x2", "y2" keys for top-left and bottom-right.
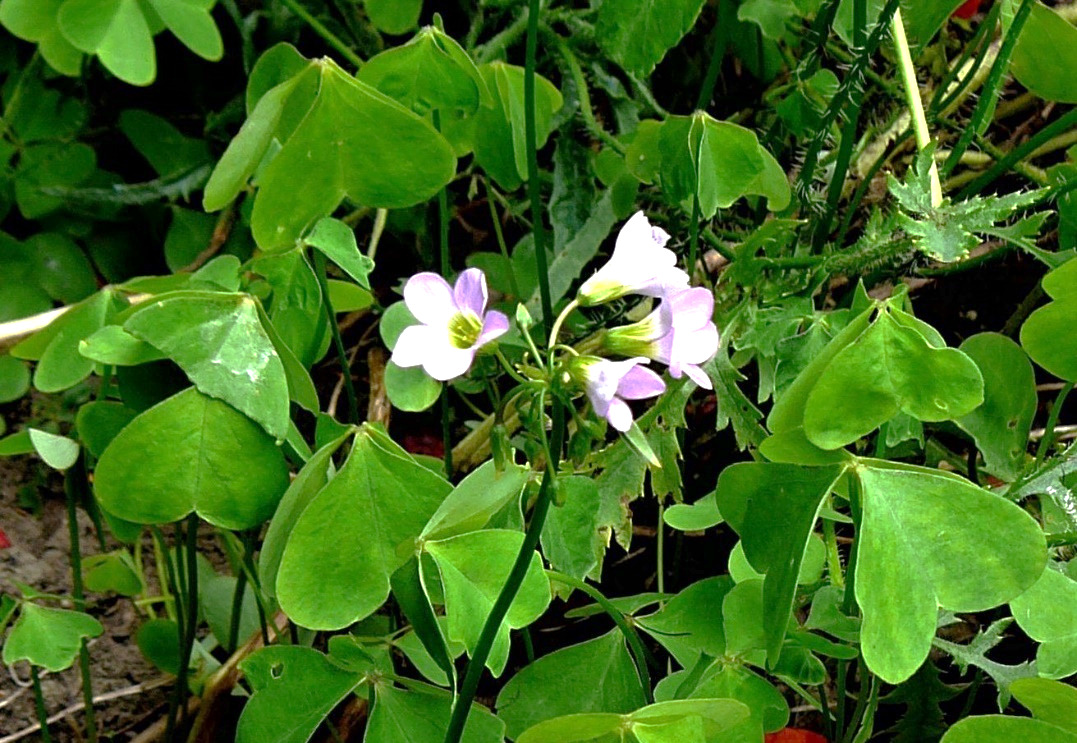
[
  {"x1": 569, "y1": 356, "x2": 666, "y2": 432},
  {"x1": 577, "y1": 211, "x2": 689, "y2": 306},
  {"x1": 391, "y1": 268, "x2": 509, "y2": 381},
  {"x1": 603, "y1": 287, "x2": 718, "y2": 389}
]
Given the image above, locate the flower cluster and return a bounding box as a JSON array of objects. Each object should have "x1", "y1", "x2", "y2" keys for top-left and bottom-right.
[
  {"x1": 572, "y1": 212, "x2": 718, "y2": 431},
  {"x1": 389, "y1": 211, "x2": 719, "y2": 433}
]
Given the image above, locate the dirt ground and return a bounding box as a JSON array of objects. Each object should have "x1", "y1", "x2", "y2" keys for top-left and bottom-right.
[{"x1": 0, "y1": 455, "x2": 170, "y2": 742}]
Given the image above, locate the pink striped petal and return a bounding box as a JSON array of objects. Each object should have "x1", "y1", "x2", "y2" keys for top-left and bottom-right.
[
  {"x1": 453, "y1": 268, "x2": 489, "y2": 316},
  {"x1": 404, "y1": 273, "x2": 457, "y2": 326}
]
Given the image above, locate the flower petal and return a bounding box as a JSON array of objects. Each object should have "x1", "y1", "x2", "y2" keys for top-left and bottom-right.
[
  {"x1": 391, "y1": 324, "x2": 437, "y2": 368},
  {"x1": 617, "y1": 365, "x2": 666, "y2": 400},
  {"x1": 453, "y1": 268, "x2": 489, "y2": 316},
  {"x1": 682, "y1": 363, "x2": 713, "y2": 390},
  {"x1": 672, "y1": 323, "x2": 720, "y2": 366},
  {"x1": 665, "y1": 287, "x2": 714, "y2": 330},
  {"x1": 476, "y1": 310, "x2": 510, "y2": 348},
  {"x1": 614, "y1": 211, "x2": 671, "y2": 257},
  {"x1": 422, "y1": 337, "x2": 477, "y2": 381},
  {"x1": 404, "y1": 272, "x2": 457, "y2": 326},
  {"x1": 605, "y1": 397, "x2": 635, "y2": 432}
]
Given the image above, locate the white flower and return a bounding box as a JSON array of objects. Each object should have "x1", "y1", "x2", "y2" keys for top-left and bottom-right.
[
  {"x1": 603, "y1": 287, "x2": 718, "y2": 389},
  {"x1": 577, "y1": 211, "x2": 689, "y2": 307},
  {"x1": 391, "y1": 268, "x2": 509, "y2": 381},
  {"x1": 569, "y1": 356, "x2": 666, "y2": 432}
]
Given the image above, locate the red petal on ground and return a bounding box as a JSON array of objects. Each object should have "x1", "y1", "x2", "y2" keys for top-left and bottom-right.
[
  {"x1": 0, "y1": 527, "x2": 10, "y2": 549},
  {"x1": 765, "y1": 729, "x2": 828, "y2": 743},
  {"x1": 954, "y1": 0, "x2": 983, "y2": 19}
]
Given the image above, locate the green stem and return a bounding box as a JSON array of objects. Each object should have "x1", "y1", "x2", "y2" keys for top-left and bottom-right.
[
  {"x1": 930, "y1": 0, "x2": 1002, "y2": 116},
  {"x1": 367, "y1": 208, "x2": 388, "y2": 260},
  {"x1": 433, "y1": 109, "x2": 455, "y2": 477},
  {"x1": 548, "y1": 32, "x2": 624, "y2": 152},
  {"x1": 835, "y1": 658, "x2": 849, "y2": 739},
  {"x1": 165, "y1": 516, "x2": 200, "y2": 740},
  {"x1": 64, "y1": 458, "x2": 97, "y2": 743},
  {"x1": 475, "y1": 8, "x2": 530, "y2": 63},
  {"x1": 843, "y1": 478, "x2": 862, "y2": 615},
  {"x1": 958, "y1": 108, "x2": 1077, "y2": 199},
  {"x1": 941, "y1": 0, "x2": 1035, "y2": 177},
  {"x1": 822, "y1": 513, "x2": 844, "y2": 589},
  {"x1": 227, "y1": 565, "x2": 248, "y2": 652},
  {"x1": 278, "y1": 0, "x2": 363, "y2": 69},
  {"x1": 485, "y1": 180, "x2": 522, "y2": 298},
  {"x1": 240, "y1": 533, "x2": 272, "y2": 646},
  {"x1": 443, "y1": 403, "x2": 565, "y2": 743},
  {"x1": 656, "y1": 498, "x2": 665, "y2": 598},
  {"x1": 151, "y1": 527, "x2": 178, "y2": 621},
  {"x1": 891, "y1": 8, "x2": 942, "y2": 207},
  {"x1": 524, "y1": 0, "x2": 553, "y2": 337},
  {"x1": 794, "y1": 0, "x2": 900, "y2": 212},
  {"x1": 1036, "y1": 382, "x2": 1073, "y2": 465},
  {"x1": 842, "y1": 663, "x2": 876, "y2": 743},
  {"x1": 548, "y1": 299, "x2": 580, "y2": 349},
  {"x1": 815, "y1": 0, "x2": 866, "y2": 249},
  {"x1": 312, "y1": 250, "x2": 359, "y2": 424},
  {"x1": 495, "y1": 349, "x2": 529, "y2": 384},
  {"x1": 695, "y1": 18, "x2": 727, "y2": 111},
  {"x1": 688, "y1": 194, "x2": 700, "y2": 282},
  {"x1": 547, "y1": 570, "x2": 654, "y2": 702},
  {"x1": 31, "y1": 665, "x2": 53, "y2": 743}
]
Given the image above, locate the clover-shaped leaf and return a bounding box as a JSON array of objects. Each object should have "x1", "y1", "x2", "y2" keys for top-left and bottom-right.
[
  {"x1": 496, "y1": 630, "x2": 646, "y2": 739},
  {"x1": 715, "y1": 462, "x2": 843, "y2": 665},
  {"x1": 421, "y1": 459, "x2": 530, "y2": 542},
  {"x1": 855, "y1": 462, "x2": 1046, "y2": 684},
  {"x1": 276, "y1": 425, "x2": 451, "y2": 630},
  {"x1": 203, "y1": 55, "x2": 456, "y2": 249},
  {"x1": 357, "y1": 25, "x2": 489, "y2": 116},
  {"x1": 1010, "y1": 565, "x2": 1077, "y2": 679},
  {"x1": 0, "y1": 0, "x2": 83, "y2": 76},
  {"x1": 11, "y1": 288, "x2": 123, "y2": 393},
  {"x1": 1021, "y1": 257, "x2": 1077, "y2": 382},
  {"x1": 2, "y1": 603, "x2": 103, "y2": 672},
  {"x1": 803, "y1": 309, "x2": 983, "y2": 449},
  {"x1": 367, "y1": 680, "x2": 506, "y2": 743},
  {"x1": 595, "y1": 0, "x2": 706, "y2": 77},
  {"x1": 471, "y1": 62, "x2": 563, "y2": 190},
  {"x1": 94, "y1": 387, "x2": 290, "y2": 529},
  {"x1": 424, "y1": 529, "x2": 550, "y2": 677},
  {"x1": 123, "y1": 291, "x2": 291, "y2": 441},
  {"x1": 235, "y1": 646, "x2": 368, "y2": 743},
  {"x1": 515, "y1": 699, "x2": 750, "y2": 743},
  {"x1": 955, "y1": 333, "x2": 1037, "y2": 482},
  {"x1": 258, "y1": 432, "x2": 350, "y2": 600},
  {"x1": 656, "y1": 112, "x2": 790, "y2": 218}
]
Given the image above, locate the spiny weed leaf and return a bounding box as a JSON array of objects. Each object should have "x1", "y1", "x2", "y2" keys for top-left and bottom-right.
[
  {"x1": 890, "y1": 146, "x2": 1051, "y2": 262},
  {"x1": 881, "y1": 659, "x2": 960, "y2": 743},
  {"x1": 932, "y1": 617, "x2": 1037, "y2": 708}
]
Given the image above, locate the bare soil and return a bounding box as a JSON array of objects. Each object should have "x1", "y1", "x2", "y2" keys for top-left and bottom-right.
[{"x1": 1, "y1": 455, "x2": 169, "y2": 742}]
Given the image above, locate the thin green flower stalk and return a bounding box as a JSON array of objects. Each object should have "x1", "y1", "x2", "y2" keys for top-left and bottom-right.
[{"x1": 890, "y1": 7, "x2": 942, "y2": 208}]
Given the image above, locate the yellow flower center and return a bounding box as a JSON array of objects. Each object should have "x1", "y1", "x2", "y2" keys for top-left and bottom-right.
[{"x1": 447, "y1": 311, "x2": 483, "y2": 349}]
